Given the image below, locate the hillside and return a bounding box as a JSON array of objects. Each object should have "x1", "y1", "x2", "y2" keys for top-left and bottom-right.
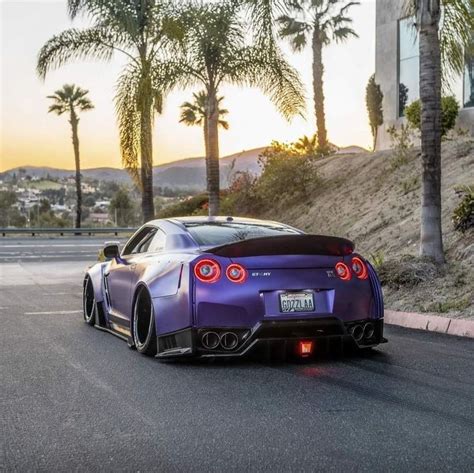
[
  {"x1": 0, "y1": 147, "x2": 265, "y2": 190},
  {"x1": 263, "y1": 140, "x2": 474, "y2": 318}
]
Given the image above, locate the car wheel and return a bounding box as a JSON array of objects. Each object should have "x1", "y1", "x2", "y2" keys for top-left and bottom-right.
[
  {"x1": 83, "y1": 276, "x2": 96, "y2": 326},
  {"x1": 132, "y1": 288, "x2": 157, "y2": 356}
]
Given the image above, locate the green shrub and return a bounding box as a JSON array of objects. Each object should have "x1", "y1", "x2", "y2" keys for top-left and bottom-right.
[
  {"x1": 452, "y1": 185, "x2": 474, "y2": 232},
  {"x1": 255, "y1": 141, "x2": 319, "y2": 206},
  {"x1": 221, "y1": 171, "x2": 261, "y2": 215},
  {"x1": 157, "y1": 193, "x2": 209, "y2": 218},
  {"x1": 387, "y1": 124, "x2": 414, "y2": 169},
  {"x1": 405, "y1": 96, "x2": 460, "y2": 138}
]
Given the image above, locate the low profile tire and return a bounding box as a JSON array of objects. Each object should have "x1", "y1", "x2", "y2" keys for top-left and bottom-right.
[
  {"x1": 132, "y1": 288, "x2": 157, "y2": 356},
  {"x1": 83, "y1": 276, "x2": 96, "y2": 326}
]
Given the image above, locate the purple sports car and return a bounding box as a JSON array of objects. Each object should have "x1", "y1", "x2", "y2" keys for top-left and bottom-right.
[{"x1": 83, "y1": 217, "x2": 386, "y2": 360}]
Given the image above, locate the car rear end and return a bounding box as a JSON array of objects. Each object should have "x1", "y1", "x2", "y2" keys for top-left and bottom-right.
[{"x1": 190, "y1": 234, "x2": 385, "y2": 359}]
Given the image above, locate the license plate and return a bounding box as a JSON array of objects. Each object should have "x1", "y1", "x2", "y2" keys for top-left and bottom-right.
[{"x1": 279, "y1": 292, "x2": 315, "y2": 313}]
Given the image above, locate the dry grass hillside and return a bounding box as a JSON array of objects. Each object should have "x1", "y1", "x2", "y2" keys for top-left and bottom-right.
[{"x1": 264, "y1": 139, "x2": 474, "y2": 318}]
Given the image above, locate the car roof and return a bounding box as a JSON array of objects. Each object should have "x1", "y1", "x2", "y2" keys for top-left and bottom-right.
[{"x1": 169, "y1": 216, "x2": 287, "y2": 226}]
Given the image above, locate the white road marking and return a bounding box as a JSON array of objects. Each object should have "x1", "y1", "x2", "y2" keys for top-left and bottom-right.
[
  {"x1": 0, "y1": 254, "x2": 96, "y2": 259},
  {"x1": 0, "y1": 244, "x2": 100, "y2": 248},
  {"x1": 24, "y1": 310, "x2": 82, "y2": 315}
]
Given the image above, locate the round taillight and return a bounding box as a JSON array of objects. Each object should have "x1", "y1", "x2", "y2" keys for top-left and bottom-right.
[
  {"x1": 335, "y1": 262, "x2": 351, "y2": 281},
  {"x1": 351, "y1": 257, "x2": 368, "y2": 280},
  {"x1": 226, "y1": 264, "x2": 247, "y2": 283},
  {"x1": 194, "y1": 259, "x2": 221, "y2": 283}
]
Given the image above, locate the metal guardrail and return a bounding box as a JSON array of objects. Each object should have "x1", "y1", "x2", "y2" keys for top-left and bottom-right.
[{"x1": 0, "y1": 227, "x2": 137, "y2": 237}]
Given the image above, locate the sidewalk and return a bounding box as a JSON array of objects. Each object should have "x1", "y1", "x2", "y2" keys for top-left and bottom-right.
[{"x1": 385, "y1": 309, "x2": 474, "y2": 339}]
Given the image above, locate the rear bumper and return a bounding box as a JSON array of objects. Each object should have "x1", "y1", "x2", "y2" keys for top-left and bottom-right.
[{"x1": 156, "y1": 317, "x2": 385, "y2": 359}]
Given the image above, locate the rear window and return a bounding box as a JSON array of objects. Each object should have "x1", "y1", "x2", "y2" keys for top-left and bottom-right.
[{"x1": 184, "y1": 222, "x2": 301, "y2": 247}]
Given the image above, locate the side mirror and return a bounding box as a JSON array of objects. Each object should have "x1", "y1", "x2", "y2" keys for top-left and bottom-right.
[{"x1": 103, "y1": 242, "x2": 120, "y2": 260}]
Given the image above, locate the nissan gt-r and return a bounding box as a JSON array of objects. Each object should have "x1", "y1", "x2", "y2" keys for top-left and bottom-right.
[{"x1": 83, "y1": 217, "x2": 385, "y2": 360}]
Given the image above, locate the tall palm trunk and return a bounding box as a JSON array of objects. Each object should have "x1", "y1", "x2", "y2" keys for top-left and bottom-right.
[
  {"x1": 139, "y1": 70, "x2": 155, "y2": 223},
  {"x1": 418, "y1": 0, "x2": 444, "y2": 263},
  {"x1": 207, "y1": 89, "x2": 220, "y2": 216},
  {"x1": 69, "y1": 108, "x2": 82, "y2": 229},
  {"x1": 312, "y1": 30, "x2": 328, "y2": 149},
  {"x1": 203, "y1": 117, "x2": 210, "y2": 194}
]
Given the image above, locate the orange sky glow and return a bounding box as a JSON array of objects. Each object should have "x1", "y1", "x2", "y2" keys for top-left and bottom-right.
[{"x1": 0, "y1": 0, "x2": 376, "y2": 172}]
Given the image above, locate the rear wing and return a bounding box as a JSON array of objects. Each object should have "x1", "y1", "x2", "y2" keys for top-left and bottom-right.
[{"x1": 206, "y1": 234, "x2": 354, "y2": 258}]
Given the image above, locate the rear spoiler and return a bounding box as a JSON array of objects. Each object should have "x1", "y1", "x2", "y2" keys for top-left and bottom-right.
[{"x1": 206, "y1": 234, "x2": 354, "y2": 258}]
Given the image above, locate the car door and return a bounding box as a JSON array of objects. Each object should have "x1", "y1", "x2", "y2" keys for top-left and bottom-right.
[{"x1": 106, "y1": 226, "x2": 156, "y2": 329}]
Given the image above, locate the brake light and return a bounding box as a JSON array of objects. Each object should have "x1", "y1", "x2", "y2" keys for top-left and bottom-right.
[
  {"x1": 335, "y1": 262, "x2": 351, "y2": 281},
  {"x1": 194, "y1": 259, "x2": 221, "y2": 283},
  {"x1": 298, "y1": 340, "x2": 314, "y2": 357},
  {"x1": 351, "y1": 257, "x2": 368, "y2": 280},
  {"x1": 226, "y1": 263, "x2": 247, "y2": 283}
]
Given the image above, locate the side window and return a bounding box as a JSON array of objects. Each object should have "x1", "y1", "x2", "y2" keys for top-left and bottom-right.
[
  {"x1": 147, "y1": 228, "x2": 166, "y2": 253},
  {"x1": 122, "y1": 227, "x2": 156, "y2": 255}
]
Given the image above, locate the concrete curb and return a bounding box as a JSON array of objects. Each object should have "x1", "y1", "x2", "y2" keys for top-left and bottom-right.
[{"x1": 385, "y1": 310, "x2": 474, "y2": 339}]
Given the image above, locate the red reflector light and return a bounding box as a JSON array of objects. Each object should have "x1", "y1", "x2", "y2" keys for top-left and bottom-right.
[
  {"x1": 194, "y1": 259, "x2": 221, "y2": 283},
  {"x1": 298, "y1": 341, "x2": 314, "y2": 357},
  {"x1": 226, "y1": 263, "x2": 247, "y2": 283},
  {"x1": 335, "y1": 262, "x2": 351, "y2": 281},
  {"x1": 351, "y1": 257, "x2": 368, "y2": 280}
]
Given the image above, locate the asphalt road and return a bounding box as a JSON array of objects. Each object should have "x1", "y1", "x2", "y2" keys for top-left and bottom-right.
[{"x1": 1, "y1": 238, "x2": 473, "y2": 472}]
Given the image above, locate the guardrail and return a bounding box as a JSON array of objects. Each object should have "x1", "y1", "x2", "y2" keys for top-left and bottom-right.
[{"x1": 0, "y1": 227, "x2": 137, "y2": 237}]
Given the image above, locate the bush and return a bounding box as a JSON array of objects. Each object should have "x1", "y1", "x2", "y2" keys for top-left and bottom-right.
[
  {"x1": 387, "y1": 124, "x2": 414, "y2": 169},
  {"x1": 405, "y1": 96, "x2": 460, "y2": 138},
  {"x1": 377, "y1": 255, "x2": 439, "y2": 289},
  {"x1": 221, "y1": 171, "x2": 261, "y2": 215},
  {"x1": 157, "y1": 194, "x2": 209, "y2": 218},
  {"x1": 255, "y1": 141, "x2": 319, "y2": 206},
  {"x1": 452, "y1": 185, "x2": 474, "y2": 232}
]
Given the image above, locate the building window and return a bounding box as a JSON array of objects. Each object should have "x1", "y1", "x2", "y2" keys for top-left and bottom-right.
[
  {"x1": 464, "y1": 53, "x2": 474, "y2": 108},
  {"x1": 398, "y1": 17, "x2": 419, "y2": 117}
]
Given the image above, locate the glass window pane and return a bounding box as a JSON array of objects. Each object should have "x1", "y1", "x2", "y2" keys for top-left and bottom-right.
[
  {"x1": 184, "y1": 222, "x2": 300, "y2": 247},
  {"x1": 399, "y1": 17, "x2": 418, "y2": 60},
  {"x1": 399, "y1": 57, "x2": 420, "y2": 116},
  {"x1": 464, "y1": 55, "x2": 474, "y2": 108},
  {"x1": 398, "y1": 17, "x2": 419, "y2": 117}
]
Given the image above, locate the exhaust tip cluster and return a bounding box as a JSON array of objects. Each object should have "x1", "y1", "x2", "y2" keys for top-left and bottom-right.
[
  {"x1": 349, "y1": 322, "x2": 375, "y2": 343},
  {"x1": 201, "y1": 331, "x2": 240, "y2": 351}
]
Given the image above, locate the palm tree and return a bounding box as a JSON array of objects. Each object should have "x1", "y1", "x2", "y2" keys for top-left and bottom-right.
[
  {"x1": 47, "y1": 84, "x2": 93, "y2": 228},
  {"x1": 278, "y1": 0, "x2": 359, "y2": 149},
  {"x1": 405, "y1": 0, "x2": 474, "y2": 263},
  {"x1": 294, "y1": 134, "x2": 319, "y2": 157},
  {"x1": 180, "y1": 91, "x2": 229, "y2": 192},
  {"x1": 37, "y1": 0, "x2": 182, "y2": 222},
  {"x1": 155, "y1": 1, "x2": 305, "y2": 215}
]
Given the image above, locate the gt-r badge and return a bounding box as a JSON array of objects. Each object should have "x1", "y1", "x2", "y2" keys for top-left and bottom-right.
[
  {"x1": 251, "y1": 271, "x2": 271, "y2": 277},
  {"x1": 326, "y1": 270, "x2": 336, "y2": 278}
]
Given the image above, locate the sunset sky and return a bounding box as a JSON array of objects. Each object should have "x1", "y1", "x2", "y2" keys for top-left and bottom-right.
[{"x1": 0, "y1": 0, "x2": 376, "y2": 172}]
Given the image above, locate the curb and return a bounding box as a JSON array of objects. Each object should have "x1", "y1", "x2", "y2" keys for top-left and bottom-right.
[{"x1": 385, "y1": 310, "x2": 474, "y2": 339}]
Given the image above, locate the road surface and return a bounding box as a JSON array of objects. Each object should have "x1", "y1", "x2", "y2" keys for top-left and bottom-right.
[{"x1": 1, "y1": 237, "x2": 473, "y2": 472}]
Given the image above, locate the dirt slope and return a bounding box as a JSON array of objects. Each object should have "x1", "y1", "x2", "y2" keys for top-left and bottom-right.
[{"x1": 265, "y1": 139, "x2": 474, "y2": 318}]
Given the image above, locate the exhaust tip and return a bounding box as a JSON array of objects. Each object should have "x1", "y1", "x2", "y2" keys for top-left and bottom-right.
[
  {"x1": 363, "y1": 323, "x2": 375, "y2": 339},
  {"x1": 220, "y1": 332, "x2": 239, "y2": 350},
  {"x1": 351, "y1": 324, "x2": 364, "y2": 342},
  {"x1": 201, "y1": 331, "x2": 220, "y2": 350}
]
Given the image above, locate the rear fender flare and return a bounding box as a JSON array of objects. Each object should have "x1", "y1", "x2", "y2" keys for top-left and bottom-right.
[{"x1": 85, "y1": 262, "x2": 108, "y2": 303}]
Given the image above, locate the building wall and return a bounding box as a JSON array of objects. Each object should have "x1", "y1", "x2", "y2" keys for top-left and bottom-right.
[{"x1": 375, "y1": 0, "x2": 473, "y2": 150}]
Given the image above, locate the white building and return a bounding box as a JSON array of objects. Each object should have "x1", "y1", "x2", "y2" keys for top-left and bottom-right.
[{"x1": 375, "y1": 0, "x2": 473, "y2": 149}]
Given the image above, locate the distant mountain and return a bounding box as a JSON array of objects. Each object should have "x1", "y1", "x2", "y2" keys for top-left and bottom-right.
[{"x1": 1, "y1": 147, "x2": 266, "y2": 191}]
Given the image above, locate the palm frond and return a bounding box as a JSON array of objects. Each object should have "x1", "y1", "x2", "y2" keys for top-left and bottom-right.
[
  {"x1": 37, "y1": 26, "x2": 118, "y2": 79},
  {"x1": 227, "y1": 45, "x2": 306, "y2": 120},
  {"x1": 115, "y1": 65, "x2": 142, "y2": 187}
]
